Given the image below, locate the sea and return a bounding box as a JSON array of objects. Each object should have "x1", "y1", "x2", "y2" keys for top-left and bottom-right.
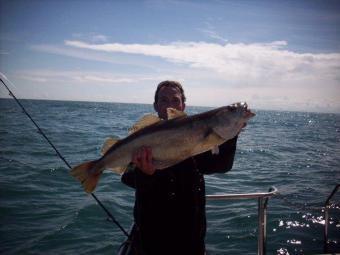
[{"x1": 0, "y1": 98, "x2": 339, "y2": 255}]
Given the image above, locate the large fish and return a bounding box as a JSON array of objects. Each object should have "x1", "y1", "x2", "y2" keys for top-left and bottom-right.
[{"x1": 71, "y1": 102, "x2": 255, "y2": 193}]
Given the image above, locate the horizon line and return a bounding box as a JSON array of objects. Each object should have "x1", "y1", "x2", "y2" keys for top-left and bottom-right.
[{"x1": 0, "y1": 96, "x2": 339, "y2": 115}]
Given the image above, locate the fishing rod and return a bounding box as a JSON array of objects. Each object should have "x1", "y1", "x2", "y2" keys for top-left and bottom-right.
[{"x1": 0, "y1": 77, "x2": 129, "y2": 238}]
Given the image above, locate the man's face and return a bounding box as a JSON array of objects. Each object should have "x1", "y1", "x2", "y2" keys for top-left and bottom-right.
[{"x1": 154, "y1": 86, "x2": 186, "y2": 119}]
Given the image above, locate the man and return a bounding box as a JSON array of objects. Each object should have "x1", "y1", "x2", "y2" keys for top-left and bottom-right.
[{"x1": 121, "y1": 80, "x2": 238, "y2": 255}]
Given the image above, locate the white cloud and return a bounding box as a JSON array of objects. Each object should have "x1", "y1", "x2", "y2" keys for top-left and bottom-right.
[
  {"x1": 15, "y1": 70, "x2": 167, "y2": 85},
  {"x1": 199, "y1": 29, "x2": 228, "y2": 43},
  {"x1": 91, "y1": 34, "x2": 109, "y2": 43},
  {"x1": 30, "y1": 44, "x2": 120, "y2": 64},
  {"x1": 0, "y1": 50, "x2": 10, "y2": 55},
  {"x1": 71, "y1": 33, "x2": 109, "y2": 43},
  {"x1": 64, "y1": 40, "x2": 340, "y2": 89},
  {"x1": 198, "y1": 20, "x2": 229, "y2": 43},
  {"x1": 27, "y1": 39, "x2": 340, "y2": 112}
]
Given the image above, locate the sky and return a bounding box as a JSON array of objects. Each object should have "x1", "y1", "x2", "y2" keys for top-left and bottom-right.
[{"x1": 0, "y1": 0, "x2": 340, "y2": 113}]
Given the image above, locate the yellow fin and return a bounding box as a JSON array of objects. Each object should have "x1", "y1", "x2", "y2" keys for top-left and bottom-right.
[
  {"x1": 70, "y1": 160, "x2": 102, "y2": 193},
  {"x1": 166, "y1": 108, "x2": 187, "y2": 120},
  {"x1": 128, "y1": 114, "x2": 161, "y2": 134},
  {"x1": 101, "y1": 137, "x2": 119, "y2": 155}
]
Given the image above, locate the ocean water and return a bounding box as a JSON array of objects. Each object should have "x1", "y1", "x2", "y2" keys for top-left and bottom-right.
[{"x1": 0, "y1": 98, "x2": 339, "y2": 255}]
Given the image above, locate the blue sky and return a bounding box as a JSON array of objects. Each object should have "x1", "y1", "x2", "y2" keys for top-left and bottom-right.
[{"x1": 1, "y1": 0, "x2": 340, "y2": 113}]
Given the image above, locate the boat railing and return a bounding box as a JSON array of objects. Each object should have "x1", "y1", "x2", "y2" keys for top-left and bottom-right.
[
  {"x1": 324, "y1": 184, "x2": 340, "y2": 253},
  {"x1": 206, "y1": 186, "x2": 278, "y2": 255}
]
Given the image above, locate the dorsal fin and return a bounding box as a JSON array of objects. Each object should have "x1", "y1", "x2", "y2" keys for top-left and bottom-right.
[
  {"x1": 101, "y1": 137, "x2": 119, "y2": 155},
  {"x1": 128, "y1": 114, "x2": 161, "y2": 134},
  {"x1": 166, "y1": 108, "x2": 187, "y2": 120}
]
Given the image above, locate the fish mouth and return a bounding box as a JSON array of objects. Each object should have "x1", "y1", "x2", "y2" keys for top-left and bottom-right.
[
  {"x1": 245, "y1": 109, "x2": 256, "y2": 118},
  {"x1": 237, "y1": 102, "x2": 256, "y2": 118},
  {"x1": 242, "y1": 103, "x2": 256, "y2": 118}
]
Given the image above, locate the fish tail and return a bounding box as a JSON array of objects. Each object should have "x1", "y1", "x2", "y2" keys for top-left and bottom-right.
[{"x1": 70, "y1": 160, "x2": 102, "y2": 193}]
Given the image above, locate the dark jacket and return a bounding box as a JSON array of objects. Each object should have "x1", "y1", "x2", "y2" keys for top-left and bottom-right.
[{"x1": 121, "y1": 136, "x2": 238, "y2": 255}]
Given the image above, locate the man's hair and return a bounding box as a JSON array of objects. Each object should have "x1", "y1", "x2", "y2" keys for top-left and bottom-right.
[{"x1": 154, "y1": 80, "x2": 186, "y2": 103}]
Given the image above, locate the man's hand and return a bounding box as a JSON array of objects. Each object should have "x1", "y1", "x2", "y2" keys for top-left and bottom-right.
[{"x1": 132, "y1": 146, "x2": 156, "y2": 175}]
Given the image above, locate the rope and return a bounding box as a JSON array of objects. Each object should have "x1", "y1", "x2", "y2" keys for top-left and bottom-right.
[{"x1": 0, "y1": 77, "x2": 129, "y2": 238}]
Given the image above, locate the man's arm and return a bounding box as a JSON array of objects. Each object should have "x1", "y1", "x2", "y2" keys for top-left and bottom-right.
[{"x1": 193, "y1": 136, "x2": 238, "y2": 174}]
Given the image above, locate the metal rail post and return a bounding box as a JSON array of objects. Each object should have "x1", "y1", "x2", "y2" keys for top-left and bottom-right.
[
  {"x1": 206, "y1": 187, "x2": 277, "y2": 255},
  {"x1": 324, "y1": 184, "x2": 340, "y2": 253},
  {"x1": 258, "y1": 197, "x2": 266, "y2": 255}
]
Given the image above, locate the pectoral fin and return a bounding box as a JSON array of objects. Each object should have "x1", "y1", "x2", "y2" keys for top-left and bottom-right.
[
  {"x1": 212, "y1": 125, "x2": 236, "y2": 141},
  {"x1": 204, "y1": 128, "x2": 224, "y2": 144},
  {"x1": 191, "y1": 128, "x2": 224, "y2": 155}
]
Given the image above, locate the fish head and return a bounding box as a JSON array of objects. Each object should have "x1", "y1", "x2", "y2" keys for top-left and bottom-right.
[
  {"x1": 226, "y1": 102, "x2": 255, "y2": 120},
  {"x1": 212, "y1": 102, "x2": 255, "y2": 140}
]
